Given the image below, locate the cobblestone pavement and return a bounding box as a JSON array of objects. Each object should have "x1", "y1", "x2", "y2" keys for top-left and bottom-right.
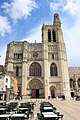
[{"x1": 9, "y1": 98, "x2": 80, "y2": 120}]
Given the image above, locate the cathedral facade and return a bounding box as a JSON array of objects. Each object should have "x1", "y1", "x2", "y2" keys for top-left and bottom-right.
[{"x1": 5, "y1": 13, "x2": 70, "y2": 99}]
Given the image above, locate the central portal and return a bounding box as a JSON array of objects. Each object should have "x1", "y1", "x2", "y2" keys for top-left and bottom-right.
[
  {"x1": 28, "y1": 79, "x2": 44, "y2": 98},
  {"x1": 32, "y1": 89, "x2": 39, "y2": 98}
]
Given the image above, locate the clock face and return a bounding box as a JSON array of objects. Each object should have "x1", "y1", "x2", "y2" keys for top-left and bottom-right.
[{"x1": 33, "y1": 52, "x2": 38, "y2": 58}]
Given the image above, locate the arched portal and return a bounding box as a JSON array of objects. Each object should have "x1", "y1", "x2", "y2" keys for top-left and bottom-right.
[
  {"x1": 50, "y1": 86, "x2": 56, "y2": 98},
  {"x1": 27, "y1": 79, "x2": 44, "y2": 98}
]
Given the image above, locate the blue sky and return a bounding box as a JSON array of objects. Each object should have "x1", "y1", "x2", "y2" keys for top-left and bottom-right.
[{"x1": 0, "y1": 0, "x2": 80, "y2": 67}]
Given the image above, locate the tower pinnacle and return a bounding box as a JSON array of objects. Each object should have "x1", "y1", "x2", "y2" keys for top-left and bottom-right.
[{"x1": 53, "y1": 13, "x2": 61, "y2": 26}]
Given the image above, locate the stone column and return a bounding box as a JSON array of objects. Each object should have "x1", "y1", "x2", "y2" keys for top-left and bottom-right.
[
  {"x1": 42, "y1": 25, "x2": 50, "y2": 100},
  {"x1": 22, "y1": 62, "x2": 27, "y2": 99},
  {"x1": 21, "y1": 42, "x2": 28, "y2": 99},
  {"x1": 43, "y1": 42, "x2": 49, "y2": 99}
]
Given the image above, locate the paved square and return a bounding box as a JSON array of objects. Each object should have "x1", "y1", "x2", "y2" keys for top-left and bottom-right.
[
  {"x1": 10, "y1": 98, "x2": 80, "y2": 120},
  {"x1": 32, "y1": 99, "x2": 80, "y2": 120},
  {"x1": 49, "y1": 99, "x2": 80, "y2": 120}
]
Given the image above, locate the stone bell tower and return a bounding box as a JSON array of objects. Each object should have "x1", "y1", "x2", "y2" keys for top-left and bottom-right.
[{"x1": 42, "y1": 13, "x2": 70, "y2": 98}]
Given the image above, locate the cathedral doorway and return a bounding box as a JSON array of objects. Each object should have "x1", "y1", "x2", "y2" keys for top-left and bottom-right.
[
  {"x1": 50, "y1": 86, "x2": 56, "y2": 98},
  {"x1": 28, "y1": 79, "x2": 44, "y2": 98},
  {"x1": 31, "y1": 89, "x2": 39, "y2": 98}
]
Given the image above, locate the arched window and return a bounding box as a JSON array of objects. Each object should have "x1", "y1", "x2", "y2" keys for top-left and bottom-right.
[
  {"x1": 52, "y1": 30, "x2": 56, "y2": 42},
  {"x1": 16, "y1": 66, "x2": 19, "y2": 76},
  {"x1": 14, "y1": 53, "x2": 15, "y2": 59},
  {"x1": 70, "y1": 79, "x2": 76, "y2": 89},
  {"x1": 77, "y1": 78, "x2": 80, "y2": 88},
  {"x1": 48, "y1": 30, "x2": 51, "y2": 42},
  {"x1": 29, "y1": 62, "x2": 41, "y2": 76},
  {"x1": 50, "y1": 63, "x2": 58, "y2": 76},
  {"x1": 52, "y1": 54, "x2": 54, "y2": 59}
]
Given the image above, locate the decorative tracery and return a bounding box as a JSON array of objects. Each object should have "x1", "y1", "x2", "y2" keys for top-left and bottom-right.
[
  {"x1": 50, "y1": 63, "x2": 58, "y2": 76},
  {"x1": 29, "y1": 62, "x2": 41, "y2": 76}
]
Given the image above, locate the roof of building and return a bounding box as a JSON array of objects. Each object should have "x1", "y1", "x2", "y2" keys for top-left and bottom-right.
[{"x1": 68, "y1": 67, "x2": 80, "y2": 75}]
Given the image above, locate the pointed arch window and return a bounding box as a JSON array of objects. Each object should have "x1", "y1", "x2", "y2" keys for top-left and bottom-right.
[
  {"x1": 29, "y1": 62, "x2": 41, "y2": 76},
  {"x1": 52, "y1": 30, "x2": 56, "y2": 42},
  {"x1": 70, "y1": 79, "x2": 74, "y2": 88},
  {"x1": 77, "y1": 78, "x2": 80, "y2": 88},
  {"x1": 16, "y1": 66, "x2": 19, "y2": 76},
  {"x1": 48, "y1": 30, "x2": 51, "y2": 42},
  {"x1": 52, "y1": 54, "x2": 54, "y2": 59},
  {"x1": 14, "y1": 53, "x2": 15, "y2": 59},
  {"x1": 70, "y1": 79, "x2": 76, "y2": 89},
  {"x1": 50, "y1": 63, "x2": 58, "y2": 76}
]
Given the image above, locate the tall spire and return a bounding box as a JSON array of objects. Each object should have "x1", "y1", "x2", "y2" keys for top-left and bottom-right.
[{"x1": 53, "y1": 13, "x2": 61, "y2": 26}]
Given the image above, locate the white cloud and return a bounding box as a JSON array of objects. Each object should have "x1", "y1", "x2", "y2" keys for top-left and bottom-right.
[
  {"x1": 2, "y1": 0, "x2": 38, "y2": 23},
  {"x1": 63, "y1": 0, "x2": 80, "y2": 16},
  {"x1": 50, "y1": 0, "x2": 62, "y2": 10},
  {"x1": 0, "y1": 45, "x2": 7, "y2": 65},
  {"x1": 0, "y1": 16, "x2": 11, "y2": 36},
  {"x1": 21, "y1": 24, "x2": 42, "y2": 43},
  {"x1": 49, "y1": 0, "x2": 80, "y2": 16}
]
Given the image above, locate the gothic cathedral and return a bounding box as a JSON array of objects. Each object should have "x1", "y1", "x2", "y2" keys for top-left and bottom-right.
[{"x1": 5, "y1": 13, "x2": 70, "y2": 99}]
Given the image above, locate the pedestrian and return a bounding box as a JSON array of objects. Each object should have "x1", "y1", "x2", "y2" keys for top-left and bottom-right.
[{"x1": 62, "y1": 95, "x2": 66, "y2": 100}]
